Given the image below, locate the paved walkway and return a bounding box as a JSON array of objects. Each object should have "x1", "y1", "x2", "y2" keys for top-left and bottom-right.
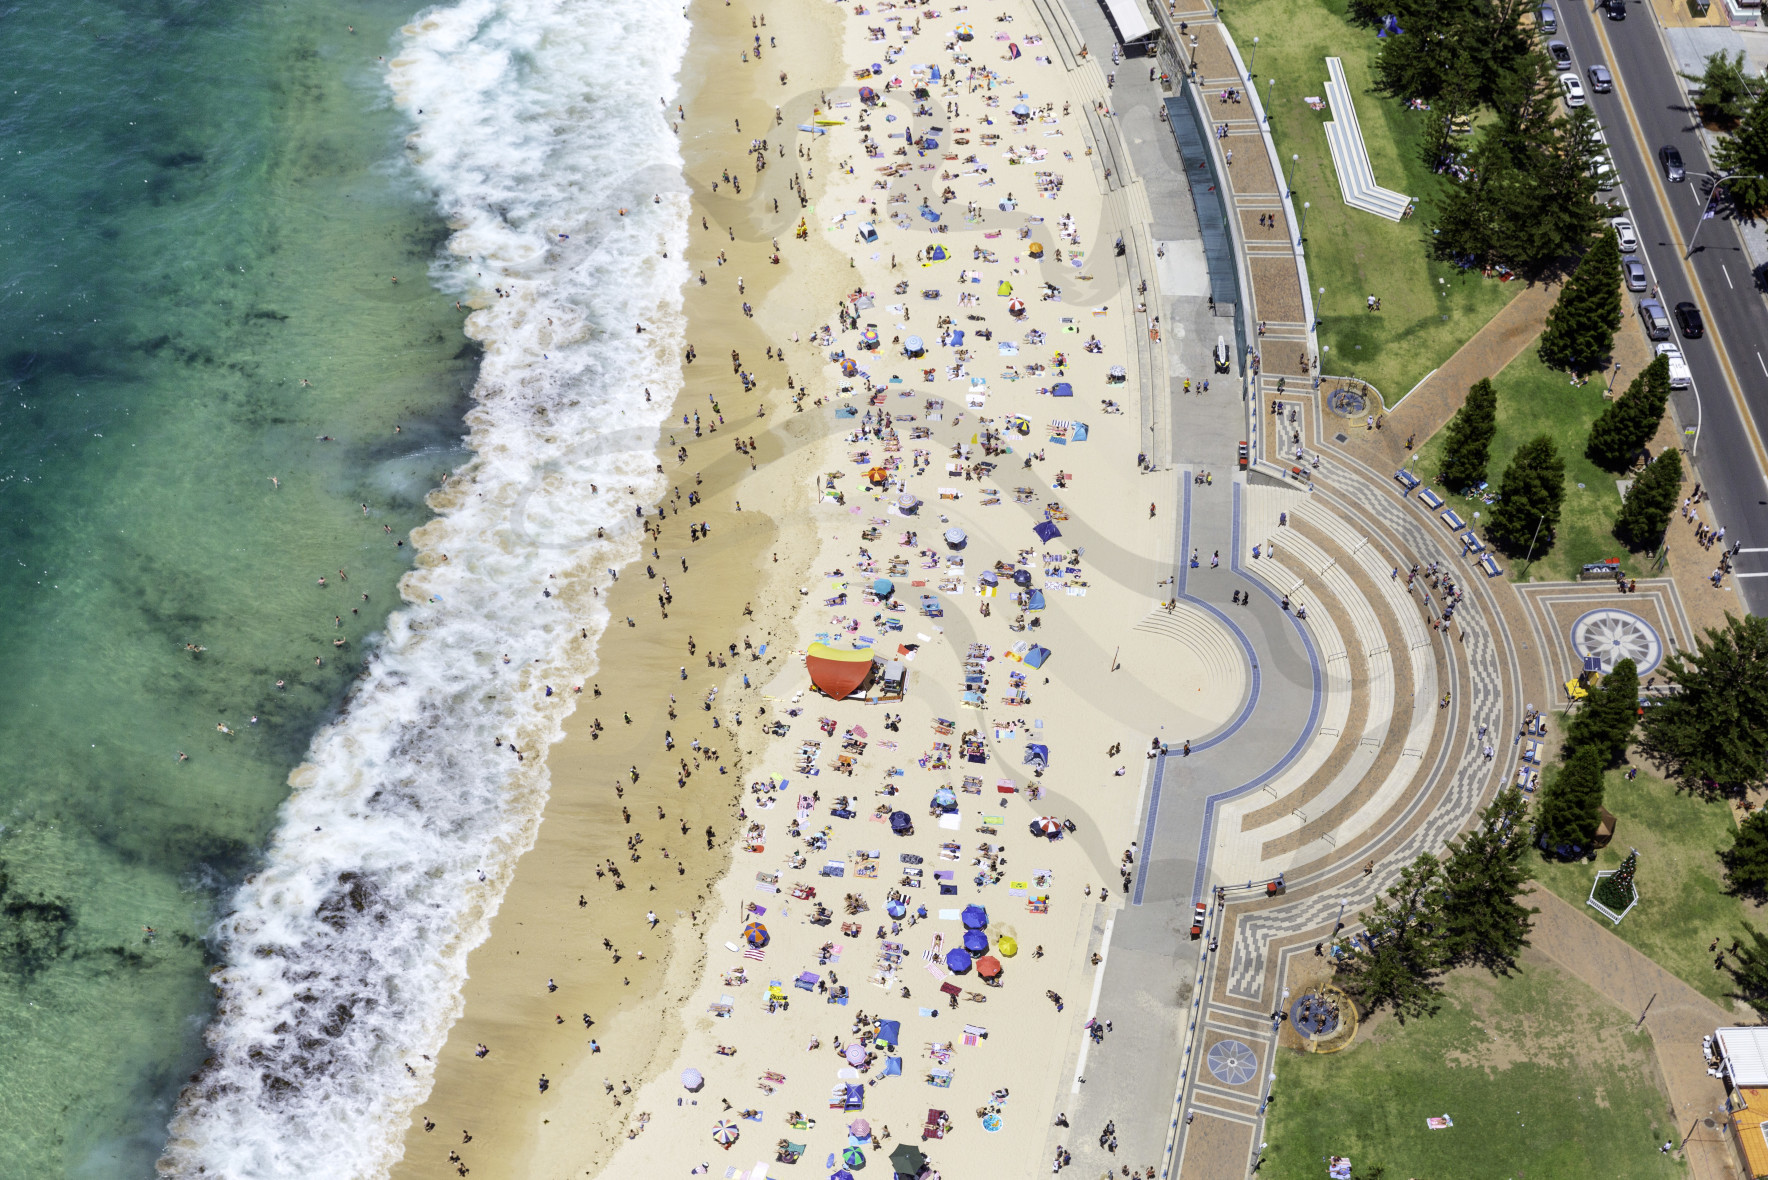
[{"x1": 1529, "y1": 887, "x2": 1738, "y2": 1180}]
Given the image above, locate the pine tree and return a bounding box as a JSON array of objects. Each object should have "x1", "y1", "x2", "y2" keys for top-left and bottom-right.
[
  {"x1": 1538, "y1": 231, "x2": 1623, "y2": 373},
  {"x1": 1641, "y1": 614, "x2": 1768, "y2": 798},
  {"x1": 1722, "y1": 809, "x2": 1768, "y2": 900},
  {"x1": 1438, "y1": 378, "x2": 1499, "y2": 493},
  {"x1": 1438, "y1": 786, "x2": 1537, "y2": 973},
  {"x1": 1333, "y1": 853, "x2": 1447, "y2": 1021},
  {"x1": 1534, "y1": 746, "x2": 1605, "y2": 860},
  {"x1": 1684, "y1": 51, "x2": 1752, "y2": 127},
  {"x1": 1614, "y1": 448, "x2": 1683, "y2": 550},
  {"x1": 1485, "y1": 435, "x2": 1566, "y2": 556},
  {"x1": 1729, "y1": 923, "x2": 1768, "y2": 1018},
  {"x1": 1713, "y1": 79, "x2": 1768, "y2": 214},
  {"x1": 1564, "y1": 657, "x2": 1640, "y2": 767},
  {"x1": 1587, "y1": 355, "x2": 1671, "y2": 472},
  {"x1": 1593, "y1": 846, "x2": 1637, "y2": 911}
]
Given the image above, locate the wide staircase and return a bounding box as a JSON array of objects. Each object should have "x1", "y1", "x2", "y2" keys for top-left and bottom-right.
[{"x1": 1322, "y1": 57, "x2": 1412, "y2": 222}]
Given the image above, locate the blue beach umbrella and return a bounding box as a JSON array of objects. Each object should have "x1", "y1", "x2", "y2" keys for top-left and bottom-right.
[
  {"x1": 873, "y1": 578, "x2": 894, "y2": 597},
  {"x1": 961, "y1": 904, "x2": 989, "y2": 929},
  {"x1": 963, "y1": 929, "x2": 989, "y2": 954},
  {"x1": 945, "y1": 948, "x2": 972, "y2": 974}
]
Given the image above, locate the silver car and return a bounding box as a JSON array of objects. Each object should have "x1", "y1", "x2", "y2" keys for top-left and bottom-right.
[{"x1": 1624, "y1": 258, "x2": 1647, "y2": 292}]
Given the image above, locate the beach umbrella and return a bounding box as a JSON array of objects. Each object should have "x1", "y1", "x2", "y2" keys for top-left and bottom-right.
[
  {"x1": 945, "y1": 948, "x2": 972, "y2": 974},
  {"x1": 1012, "y1": 103, "x2": 1031, "y2": 116},
  {"x1": 1011, "y1": 568, "x2": 1032, "y2": 587},
  {"x1": 904, "y1": 335, "x2": 924, "y2": 356},
  {"x1": 860, "y1": 85, "x2": 877, "y2": 100},
  {"x1": 872, "y1": 62, "x2": 883, "y2": 72},
  {"x1": 890, "y1": 1145, "x2": 927, "y2": 1175},
  {"x1": 886, "y1": 898, "x2": 907, "y2": 919},
  {"x1": 841, "y1": 358, "x2": 860, "y2": 377},
  {"x1": 943, "y1": 527, "x2": 966, "y2": 548},
  {"x1": 979, "y1": 570, "x2": 999, "y2": 586},
  {"x1": 976, "y1": 955, "x2": 1003, "y2": 980},
  {"x1": 898, "y1": 491, "x2": 919, "y2": 511},
  {"x1": 997, "y1": 935, "x2": 1018, "y2": 957},
  {"x1": 1030, "y1": 817, "x2": 1062, "y2": 837},
  {"x1": 861, "y1": 328, "x2": 881, "y2": 349},
  {"x1": 743, "y1": 921, "x2": 769, "y2": 948},
  {"x1": 1008, "y1": 298, "x2": 1026, "y2": 318},
  {"x1": 681, "y1": 1068, "x2": 704, "y2": 1091},
  {"x1": 850, "y1": 1118, "x2": 872, "y2": 1138},
  {"x1": 955, "y1": 22, "x2": 974, "y2": 38},
  {"x1": 962, "y1": 929, "x2": 988, "y2": 954},
  {"x1": 961, "y1": 904, "x2": 989, "y2": 929},
  {"x1": 712, "y1": 1120, "x2": 739, "y2": 1146},
  {"x1": 890, "y1": 810, "x2": 912, "y2": 834},
  {"x1": 832, "y1": 1172, "x2": 857, "y2": 1180},
  {"x1": 845, "y1": 1042, "x2": 869, "y2": 1066},
  {"x1": 844, "y1": 1146, "x2": 867, "y2": 1168},
  {"x1": 873, "y1": 578, "x2": 894, "y2": 597}
]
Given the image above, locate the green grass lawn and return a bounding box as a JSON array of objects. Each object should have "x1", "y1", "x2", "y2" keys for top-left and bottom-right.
[
  {"x1": 1262, "y1": 962, "x2": 1682, "y2": 1180},
  {"x1": 1409, "y1": 344, "x2": 1641, "y2": 582},
  {"x1": 1220, "y1": 0, "x2": 1521, "y2": 401},
  {"x1": 1533, "y1": 766, "x2": 1756, "y2": 1009}
]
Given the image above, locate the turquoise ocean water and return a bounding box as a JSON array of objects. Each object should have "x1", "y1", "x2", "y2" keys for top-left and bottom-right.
[{"x1": 0, "y1": 1, "x2": 475, "y2": 1172}]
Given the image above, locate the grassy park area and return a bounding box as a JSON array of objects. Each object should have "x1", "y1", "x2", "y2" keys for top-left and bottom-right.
[
  {"x1": 1220, "y1": 0, "x2": 1521, "y2": 401},
  {"x1": 1409, "y1": 344, "x2": 1638, "y2": 582},
  {"x1": 1533, "y1": 766, "x2": 1756, "y2": 1009},
  {"x1": 1262, "y1": 962, "x2": 1682, "y2": 1180}
]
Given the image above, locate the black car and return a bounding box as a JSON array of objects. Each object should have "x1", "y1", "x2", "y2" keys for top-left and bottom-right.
[
  {"x1": 1660, "y1": 145, "x2": 1685, "y2": 182},
  {"x1": 1675, "y1": 301, "x2": 1704, "y2": 339},
  {"x1": 1604, "y1": 0, "x2": 1625, "y2": 17}
]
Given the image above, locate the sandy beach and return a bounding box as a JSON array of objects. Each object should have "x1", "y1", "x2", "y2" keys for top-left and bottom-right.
[{"x1": 393, "y1": 0, "x2": 1207, "y2": 1174}]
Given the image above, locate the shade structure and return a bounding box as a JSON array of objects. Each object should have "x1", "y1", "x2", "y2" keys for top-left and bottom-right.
[
  {"x1": 844, "y1": 1146, "x2": 867, "y2": 1168},
  {"x1": 928, "y1": 245, "x2": 948, "y2": 260},
  {"x1": 883, "y1": 1055, "x2": 903, "y2": 1077},
  {"x1": 961, "y1": 904, "x2": 989, "y2": 929},
  {"x1": 962, "y1": 929, "x2": 988, "y2": 954},
  {"x1": 841, "y1": 358, "x2": 860, "y2": 376},
  {"x1": 943, "y1": 527, "x2": 967, "y2": 548},
  {"x1": 808, "y1": 642, "x2": 876, "y2": 701},
  {"x1": 860, "y1": 328, "x2": 881, "y2": 349},
  {"x1": 996, "y1": 935, "x2": 1018, "y2": 957},
  {"x1": 1023, "y1": 743, "x2": 1049, "y2": 768},
  {"x1": 1012, "y1": 102, "x2": 1031, "y2": 116},
  {"x1": 904, "y1": 335, "x2": 925, "y2": 357},
  {"x1": 922, "y1": 137, "x2": 940, "y2": 150},
  {"x1": 898, "y1": 491, "x2": 919, "y2": 511},
  {"x1": 955, "y1": 22, "x2": 974, "y2": 37},
  {"x1": 1011, "y1": 568, "x2": 1032, "y2": 587},
  {"x1": 885, "y1": 900, "x2": 907, "y2": 923},
  {"x1": 1032, "y1": 520, "x2": 1062, "y2": 542},
  {"x1": 681, "y1": 1068, "x2": 704, "y2": 1090},
  {"x1": 877, "y1": 1019, "x2": 901, "y2": 1048},
  {"x1": 832, "y1": 1172, "x2": 857, "y2": 1180},
  {"x1": 712, "y1": 1120, "x2": 739, "y2": 1145},
  {"x1": 1008, "y1": 298, "x2": 1026, "y2": 317},
  {"x1": 919, "y1": 205, "x2": 941, "y2": 222},
  {"x1": 997, "y1": 279, "x2": 1013, "y2": 296},
  {"x1": 873, "y1": 578, "x2": 895, "y2": 597},
  {"x1": 1030, "y1": 816, "x2": 1062, "y2": 837},
  {"x1": 948, "y1": 329, "x2": 964, "y2": 347},
  {"x1": 1023, "y1": 645, "x2": 1050, "y2": 669},
  {"x1": 1051, "y1": 382, "x2": 1074, "y2": 397},
  {"x1": 931, "y1": 785, "x2": 957, "y2": 809},
  {"x1": 944, "y1": 948, "x2": 972, "y2": 973},
  {"x1": 890, "y1": 810, "x2": 913, "y2": 834},
  {"x1": 1026, "y1": 589, "x2": 1046, "y2": 611},
  {"x1": 976, "y1": 954, "x2": 1003, "y2": 979},
  {"x1": 859, "y1": 85, "x2": 877, "y2": 100},
  {"x1": 743, "y1": 921, "x2": 769, "y2": 947},
  {"x1": 845, "y1": 1042, "x2": 869, "y2": 1066},
  {"x1": 979, "y1": 570, "x2": 999, "y2": 586},
  {"x1": 850, "y1": 1117, "x2": 872, "y2": 1138},
  {"x1": 1028, "y1": 241, "x2": 1044, "y2": 257},
  {"x1": 890, "y1": 1144, "x2": 928, "y2": 1175},
  {"x1": 867, "y1": 466, "x2": 890, "y2": 485}
]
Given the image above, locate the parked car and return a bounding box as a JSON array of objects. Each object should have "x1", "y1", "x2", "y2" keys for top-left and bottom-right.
[
  {"x1": 1624, "y1": 258, "x2": 1647, "y2": 292},
  {"x1": 1587, "y1": 64, "x2": 1613, "y2": 93},
  {"x1": 1538, "y1": 3, "x2": 1558, "y2": 31},
  {"x1": 1560, "y1": 74, "x2": 1586, "y2": 108},
  {"x1": 1611, "y1": 217, "x2": 1638, "y2": 252},
  {"x1": 1675, "y1": 300, "x2": 1704, "y2": 338},
  {"x1": 1604, "y1": 0, "x2": 1625, "y2": 18},
  {"x1": 1548, "y1": 40, "x2": 1573, "y2": 71},
  {"x1": 1638, "y1": 297, "x2": 1671, "y2": 341},
  {"x1": 1660, "y1": 145, "x2": 1686, "y2": 182},
  {"x1": 1656, "y1": 343, "x2": 1691, "y2": 389}
]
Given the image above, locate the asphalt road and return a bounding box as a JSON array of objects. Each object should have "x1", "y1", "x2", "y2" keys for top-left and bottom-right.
[{"x1": 1556, "y1": 0, "x2": 1768, "y2": 613}]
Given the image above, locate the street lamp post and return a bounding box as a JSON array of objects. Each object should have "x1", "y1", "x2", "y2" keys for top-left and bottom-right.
[
  {"x1": 1686, "y1": 170, "x2": 1764, "y2": 259},
  {"x1": 1299, "y1": 201, "x2": 1309, "y2": 243},
  {"x1": 1248, "y1": 36, "x2": 1258, "y2": 77}
]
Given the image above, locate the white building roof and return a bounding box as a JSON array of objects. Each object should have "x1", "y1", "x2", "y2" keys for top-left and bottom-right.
[
  {"x1": 1099, "y1": 0, "x2": 1155, "y2": 43},
  {"x1": 1717, "y1": 1027, "x2": 1768, "y2": 1087}
]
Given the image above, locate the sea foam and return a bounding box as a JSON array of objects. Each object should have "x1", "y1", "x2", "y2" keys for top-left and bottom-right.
[{"x1": 157, "y1": 0, "x2": 691, "y2": 1174}]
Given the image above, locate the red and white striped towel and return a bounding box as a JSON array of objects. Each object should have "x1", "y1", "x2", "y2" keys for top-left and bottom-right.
[{"x1": 743, "y1": 946, "x2": 767, "y2": 962}]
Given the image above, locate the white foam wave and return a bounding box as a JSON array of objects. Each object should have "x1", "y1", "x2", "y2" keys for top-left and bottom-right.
[{"x1": 157, "y1": 0, "x2": 691, "y2": 1174}]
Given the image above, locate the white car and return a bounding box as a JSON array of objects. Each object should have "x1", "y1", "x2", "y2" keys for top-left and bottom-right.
[
  {"x1": 1560, "y1": 74, "x2": 1586, "y2": 108},
  {"x1": 1656, "y1": 342, "x2": 1691, "y2": 390},
  {"x1": 1612, "y1": 217, "x2": 1638, "y2": 252}
]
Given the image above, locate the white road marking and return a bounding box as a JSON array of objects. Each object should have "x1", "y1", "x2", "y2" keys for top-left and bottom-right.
[{"x1": 1723, "y1": 264, "x2": 1734, "y2": 289}]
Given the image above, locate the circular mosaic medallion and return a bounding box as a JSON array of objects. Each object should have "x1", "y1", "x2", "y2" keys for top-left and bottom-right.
[
  {"x1": 1571, "y1": 607, "x2": 1663, "y2": 676},
  {"x1": 1324, "y1": 385, "x2": 1369, "y2": 419},
  {"x1": 1206, "y1": 1038, "x2": 1258, "y2": 1086}
]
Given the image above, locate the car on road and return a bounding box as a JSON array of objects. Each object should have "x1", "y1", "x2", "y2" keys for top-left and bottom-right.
[
  {"x1": 1548, "y1": 40, "x2": 1573, "y2": 71},
  {"x1": 1624, "y1": 257, "x2": 1647, "y2": 292},
  {"x1": 1603, "y1": 0, "x2": 1625, "y2": 18},
  {"x1": 1675, "y1": 300, "x2": 1705, "y2": 338},
  {"x1": 1587, "y1": 64, "x2": 1613, "y2": 93},
  {"x1": 1611, "y1": 217, "x2": 1638, "y2": 252},
  {"x1": 1537, "y1": 4, "x2": 1557, "y2": 31},
  {"x1": 1657, "y1": 343, "x2": 1692, "y2": 389},
  {"x1": 1660, "y1": 145, "x2": 1686, "y2": 181},
  {"x1": 1639, "y1": 297, "x2": 1671, "y2": 341},
  {"x1": 1560, "y1": 74, "x2": 1586, "y2": 108}
]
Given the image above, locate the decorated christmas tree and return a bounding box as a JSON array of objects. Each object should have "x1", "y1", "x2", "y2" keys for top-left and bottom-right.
[{"x1": 1594, "y1": 847, "x2": 1638, "y2": 911}]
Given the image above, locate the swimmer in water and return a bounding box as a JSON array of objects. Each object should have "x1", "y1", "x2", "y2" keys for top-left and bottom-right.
[{"x1": 268, "y1": 476, "x2": 280, "y2": 489}]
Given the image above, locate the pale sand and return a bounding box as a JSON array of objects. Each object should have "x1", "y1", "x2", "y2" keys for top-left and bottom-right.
[{"x1": 395, "y1": 0, "x2": 1218, "y2": 1174}]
